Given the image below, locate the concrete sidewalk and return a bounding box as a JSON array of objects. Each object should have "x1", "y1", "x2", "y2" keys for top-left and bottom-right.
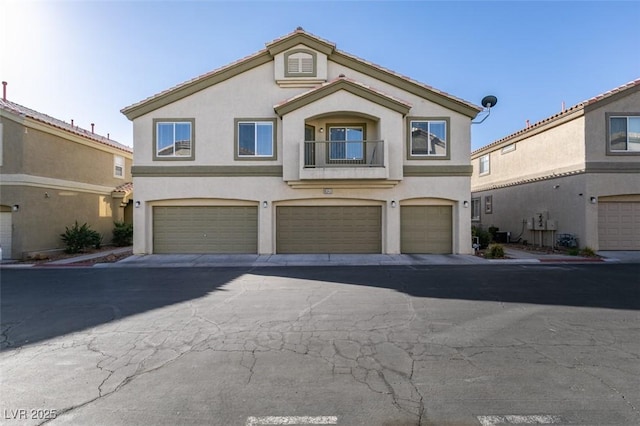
[{"x1": 3, "y1": 246, "x2": 638, "y2": 268}]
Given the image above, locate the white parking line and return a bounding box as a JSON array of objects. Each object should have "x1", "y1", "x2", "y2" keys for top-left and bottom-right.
[
  {"x1": 477, "y1": 415, "x2": 563, "y2": 425},
  {"x1": 246, "y1": 416, "x2": 338, "y2": 425}
]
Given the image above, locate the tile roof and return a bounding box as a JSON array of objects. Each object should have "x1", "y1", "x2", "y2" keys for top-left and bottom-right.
[
  {"x1": 113, "y1": 182, "x2": 133, "y2": 193},
  {"x1": 122, "y1": 28, "x2": 480, "y2": 119},
  {"x1": 472, "y1": 77, "x2": 640, "y2": 155},
  {"x1": 274, "y1": 75, "x2": 413, "y2": 110},
  {"x1": 0, "y1": 98, "x2": 132, "y2": 153}
]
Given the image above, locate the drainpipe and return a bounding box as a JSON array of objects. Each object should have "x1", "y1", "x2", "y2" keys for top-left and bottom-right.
[{"x1": 2, "y1": 81, "x2": 7, "y2": 101}]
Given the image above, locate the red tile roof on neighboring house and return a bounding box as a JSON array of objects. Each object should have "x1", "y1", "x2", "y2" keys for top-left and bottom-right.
[
  {"x1": 0, "y1": 98, "x2": 132, "y2": 154},
  {"x1": 472, "y1": 78, "x2": 640, "y2": 156},
  {"x1": 113, "y1": 182, "x2": 133, "y2": 193}
]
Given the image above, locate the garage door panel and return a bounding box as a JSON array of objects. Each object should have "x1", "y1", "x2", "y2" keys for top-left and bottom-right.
[
  {"x1": 599, "y1": 202, "x2": 640, "y2": 250},
  {"x1": 401, "y1": 206, "x2": 452, "y2": 254},
  {"x1": 154, "y1": 206, "x2": 257, "y2": 254},
  {"x1": 277, "y1": 206, "x2": 381, "y2": 254}
]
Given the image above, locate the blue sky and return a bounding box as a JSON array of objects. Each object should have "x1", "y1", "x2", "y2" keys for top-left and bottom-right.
[{"x1": 2, "y1": 1, "x2": 639, "y2": 150}]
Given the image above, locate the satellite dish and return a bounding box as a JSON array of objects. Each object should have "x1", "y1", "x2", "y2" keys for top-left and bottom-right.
[{"x1": 481, "y1": 95, "x2": 498, "y2": 109}]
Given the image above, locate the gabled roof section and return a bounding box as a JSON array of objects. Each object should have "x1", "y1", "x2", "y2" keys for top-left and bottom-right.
[
  {"x1": 121, "y1": 28, "x2": 481, "y2": 120},
  {"x1": 274, "y1": 75, "x2": 412, "y2": 117},
  {"x1": 267, "y1": 27, "x2": 336, "y2": 56},
  {"x1": 0, "y1": 98, "x2": 132, "y2": 153},
  {"x1": 472, "y1": 77, "x2": 640, "y2": 156}
]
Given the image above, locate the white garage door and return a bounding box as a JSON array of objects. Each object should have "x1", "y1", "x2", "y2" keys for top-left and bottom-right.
[
  {"x1": 598, "y1": 202, "x2": 640, "y2": 250},
  {"x1": 0, "y1": 211, "x2": 11, "y2": 259},
  {"x1": 153, "y1": 206, "x2": 258, "y2": 254}
]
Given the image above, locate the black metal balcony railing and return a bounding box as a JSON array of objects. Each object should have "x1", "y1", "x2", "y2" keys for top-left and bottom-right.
[{"x1": 303, "y1": 140, "x2": 384, "y2": 168}]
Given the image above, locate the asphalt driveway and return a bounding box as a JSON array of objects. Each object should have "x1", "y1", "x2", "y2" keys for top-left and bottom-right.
[{"x1": 1, "y1": 264, "x2": 639, "y2": 425}]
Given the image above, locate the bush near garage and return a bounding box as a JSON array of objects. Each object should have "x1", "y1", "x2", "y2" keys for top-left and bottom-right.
[
  {"x1": 112, "y1": 221, "x2": 133, "y2": 246},
  {"x1": 60, "y1": 221, "x2": 103, "y2": 254}
]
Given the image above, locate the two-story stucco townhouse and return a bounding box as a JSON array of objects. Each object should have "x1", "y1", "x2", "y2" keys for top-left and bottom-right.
[
  {"x1": 471, "y1": 78, "x2": 640, "y2": 251},
  {"x1": 0, "y1": 85, "x2": 133, "y2": 259},
  {"x1": 121, "y1": 29, "x2": 483, "y2": 255}
]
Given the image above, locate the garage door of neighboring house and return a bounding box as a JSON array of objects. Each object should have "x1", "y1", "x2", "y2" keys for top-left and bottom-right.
[
  {"x1": 401, "y1": 206, "x2": 452, "y2": 254},
  {"x1": 153, "y1": 206, "x2": 258, "y2": 254},
  {"x1": 276, "y1": 206, "x2": 381, "y2": 254},
  {"x1": 0, "y1": 211, "x2": 11, "y2": 259},
  {"x1": 598, "y1": 202, "x2": 640, "y2": 250}
]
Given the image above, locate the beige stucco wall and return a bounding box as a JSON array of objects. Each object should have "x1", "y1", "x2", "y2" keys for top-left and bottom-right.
[
  {"x1": 471, "y1": 114, "x2": 586, "y2": 190},
  {"x1": 130, "y1": 53, "x2": 474, "y2": 255},
  {"x1": 0, "y1": 110, "x2": 133, "y2": 258},
  {"x1": 585, "y1": 87, "x2": 640, "y2": 162}
]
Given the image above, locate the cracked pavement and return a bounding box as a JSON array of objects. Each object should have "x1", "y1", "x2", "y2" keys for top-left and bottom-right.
[{"x1": 1, "y1": 264, "x2": 639, "y2": 425}]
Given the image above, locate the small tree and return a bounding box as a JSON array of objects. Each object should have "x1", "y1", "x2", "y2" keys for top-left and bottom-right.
[
  {"x1": 112, "y1": 222, "x2": 133, "y2": 246},
  {"x1": 60, "y1": 221, "x2": 102, "y2": 253}
]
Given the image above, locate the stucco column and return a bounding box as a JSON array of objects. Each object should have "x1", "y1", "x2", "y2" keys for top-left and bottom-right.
[
  {"x1": 457, "y1": 201, "x2": 473, "y2": 255},
  {"x1": 132, "y1": 200, "x2": 146, "y2": 254},
  {"x1": 259, "y1": 201, "x2": 273, "y2": 254},
  {"x1": 386, "y1": 200, "x2": 401, "y2": 254}
]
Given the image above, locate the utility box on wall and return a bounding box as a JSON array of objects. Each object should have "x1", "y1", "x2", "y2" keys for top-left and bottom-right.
[{"x1": 533, "y1": 212, "x2": 546, "y2": 231}]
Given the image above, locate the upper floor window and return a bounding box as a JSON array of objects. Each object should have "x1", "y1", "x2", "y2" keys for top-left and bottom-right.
[
  {"x1": 114, "y1": 155, "x2": 125, "y2": 178},
  {"x1": 153, "y1": 119, "x2": 195, "y2": 161},
  {"x1": 608, "y1": 115, "x2": 640, "y2": 154},
  {"x1": 235, "y1": 118, "x2": 277, "y2": 160},
  {"x1": 407, "y1": 117, "x2": 449, "y2": 159},
  {"x1": 479, "y1": 154, "x2": 490, "y2": 175},
  {"x1": 329, "y1": 125, "x2": 364, "y2": 162},
  {"x1": 284, "y1": 49, "x2": 317, "y2": 77}
]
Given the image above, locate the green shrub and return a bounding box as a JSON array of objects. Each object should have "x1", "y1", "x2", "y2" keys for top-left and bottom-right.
[
  {"x1": 472, "y1": 226, "x2": 491, "y2": 249},
  {"x1": 568, "y1": 247, "x2": 580, "y2": 256},
  {"x1": 485, "y1": 243, "x2": 505, "y2": 259},
  {"x1": 60, "y1": 221, "x2": 102, "y2": 253},
  {"x1": 580, "y1": 246, "x2": 597, "y2": 257},
  {"x1": 488, "y1": 226, "x2": 499, "y2": 241},
  {"x1": 112, "y1": 222, "x2": 133, "y2": 246}
]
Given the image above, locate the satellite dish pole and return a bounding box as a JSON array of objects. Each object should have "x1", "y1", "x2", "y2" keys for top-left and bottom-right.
[{"x1": 472, "y1": 95, "x2": 498, "y2": 124}]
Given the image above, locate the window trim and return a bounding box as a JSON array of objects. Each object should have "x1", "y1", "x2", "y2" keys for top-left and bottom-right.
[
  {"x1": 152, "y1": 118, "x2": 195, "y2": 161},
  {"x1": 406, "y1": 117, "x2": 450, "y2": 160},
  {"x1": 114, "y1": 155, "x2": 125, "y2": 179},
  {"x1": 479, "y1": 154, "x2": 490, "y2": 176},
  {"x1": 606, "y1": 112, "x2": 640, "y2": 156},
  {"x1": 471, "y1": 197, "x2": 481, "y2": 222},
  {"x1": 234, "y1": 118, "x2": 278, "y2": 161},
  {"x1": 284, "y1": 49, "x2": 317, "y2": 78}
]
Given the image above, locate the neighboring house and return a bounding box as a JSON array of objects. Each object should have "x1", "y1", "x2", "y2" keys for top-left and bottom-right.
[
  {"x1": 121, "y1": 28, "x2": 482, "y2": 255},
  {"x1": 0, "y1": 86, "x2": 133, "y2": 259},
  {"x1": 471, "y1": 79, "x2": 640, "y2": 250}
]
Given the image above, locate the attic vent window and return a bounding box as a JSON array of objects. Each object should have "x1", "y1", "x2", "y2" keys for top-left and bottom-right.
[{"x1": 284, "y1": 49, "x2": 317, "y2": 77}]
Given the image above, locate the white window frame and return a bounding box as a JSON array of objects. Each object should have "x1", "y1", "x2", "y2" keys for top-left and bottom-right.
[
  {"x1": 501, "y1": 143, "x2": 516, "y2": 154},
  {"x1": 114, "y1": 155, "x2": 125, "y2": 178},
  {"x1": 407, "y1": 118, "x2": 449, "y2": 159},
  {"x1": 479, "y1": 154, "x2": 490, "y2": 176},
  {"x1": 153, "y1": 119, "x2": 195, "y2": 160},
  {"x1": 235, "y1": 119, "x2": 276, "y2": 160},
  {"x1": 608, "y1": 115, "x2": 640, "y2": 154}
]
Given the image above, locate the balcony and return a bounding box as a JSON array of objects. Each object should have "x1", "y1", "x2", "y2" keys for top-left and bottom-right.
[{"x1": 299, "y1": 140, "x2": 388, "y2": 181}]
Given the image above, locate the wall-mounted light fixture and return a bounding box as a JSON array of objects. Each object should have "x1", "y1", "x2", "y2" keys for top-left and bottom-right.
[
  {"x1": 463, "y1": 200, "x2": 469, "y2": 208},
  {"x1": 391, "y1": 200, "x2": 397, "y2": 208},
  {"x1": 263, "y1": 201, "x2": 268, "y2": 208},
  {"x1": 553, "y1": 184, "x2": 560, "y2": 189},
  {"x1": 135, "y1": 201, "x2": 141, "y2": 208},
  {"x1": 44, "y1": 192, "x2": 50, "y2": 198},
  {"x1": 590, "y1": 196, "x2": 597, "y2": 204},
  {"x1": 318, "y1": 128, "x2": 324, "y2": 133},
  {"x1": 12, "y1": 204, "x2": 19, "y2": 212}
]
